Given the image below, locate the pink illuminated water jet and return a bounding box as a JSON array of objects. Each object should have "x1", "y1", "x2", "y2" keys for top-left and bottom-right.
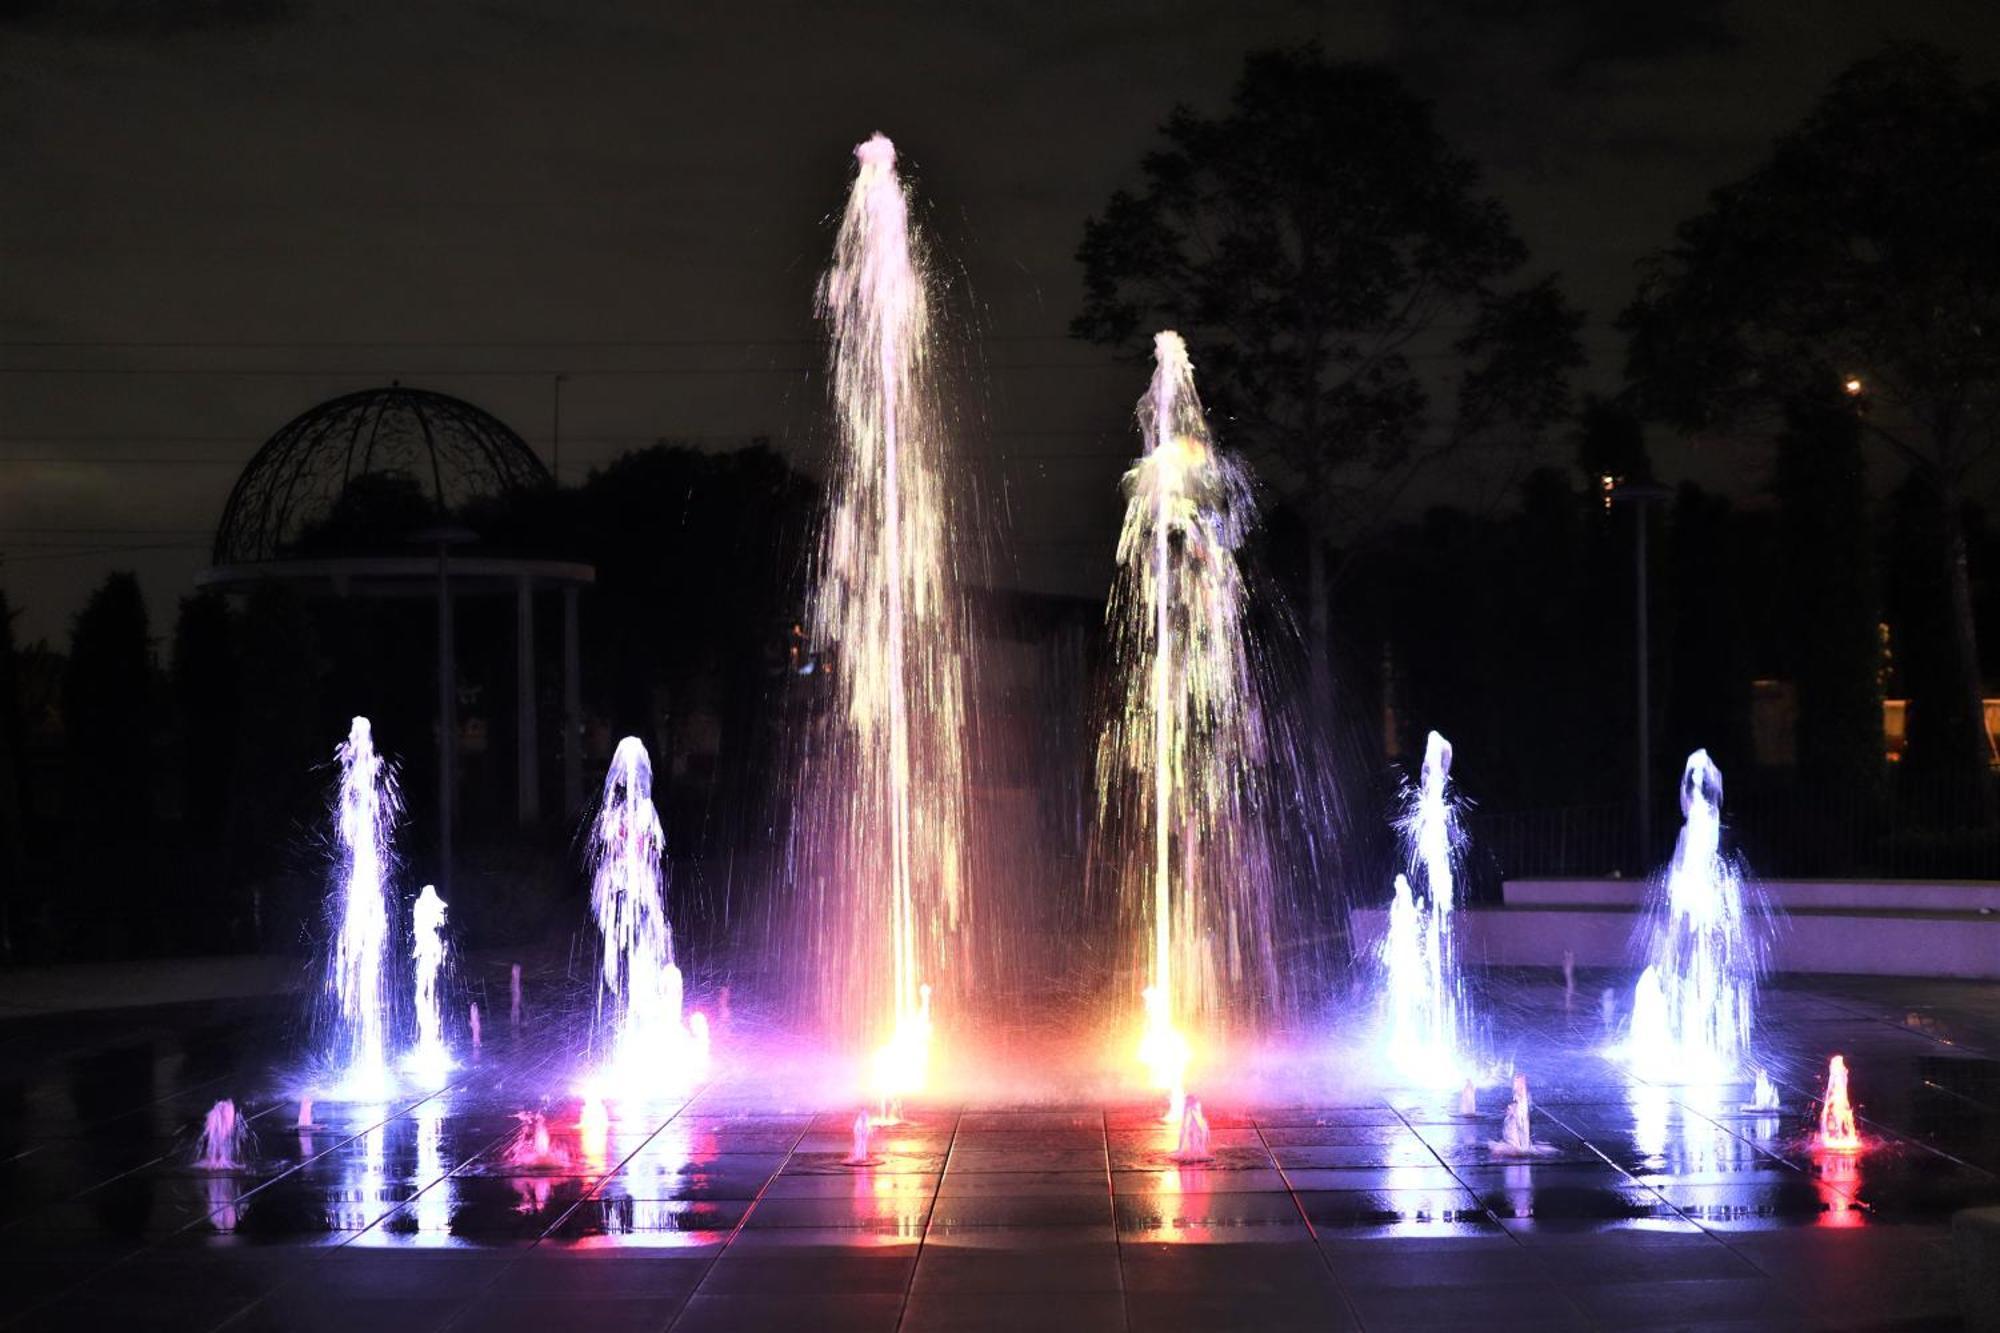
[
  {"x1": 1168, "y1": 1096, "x2": 1214, "y2": 1164},
  {"x1": 1818, "y1": 1055, "x2": 1861, "y2": 1152},
  {"x1": 193, "y1": 1099, "x2": 250, "y2": 1170}
]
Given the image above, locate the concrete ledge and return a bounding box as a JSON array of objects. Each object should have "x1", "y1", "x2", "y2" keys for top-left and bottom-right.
[
  {"x1": 1352, "y1": 906, "x2": 2000, "y2": 980},
  {"x1": 1506, "y1": 876, "x2": 2000, "y2": 913}
]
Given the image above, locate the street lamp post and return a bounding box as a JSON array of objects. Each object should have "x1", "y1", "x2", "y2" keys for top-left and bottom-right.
[{"x1": 1610, "y1": 481, "x2": 1673, "y2": 864}]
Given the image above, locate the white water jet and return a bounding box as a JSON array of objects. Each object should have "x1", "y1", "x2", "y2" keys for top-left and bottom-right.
[
  {"x1": 1488, "y1": 1074, "x2": 1556, "y2": 1157},
  {"x1": 1380, "y1": 731, "x2": 1472, "y2": 1085},
  {"x1": 407, "y1": 884, "x2": 451, "y2": 1086},
  {"x1": 1624, "y1": 751, "x2": 1766, "y2": 1079},
  {"x1": 469, "y1": 1002, "x2": 482, "y2": 1050},
  {"x1": 1747, "y1": 1068, "x2": 1780, "y2": 1112},
  {"x1": 585, "y1": 737, "x2": 699, "y2": 1097},
  {"x1": 804, "y1": 132, "x2": 974, "y2": 1104},
  {"x1": 328, "y1": 717, "x2": 397, "y2": 1098},
  {"x1": 193, "y1": 1099, "x2": 250, "y2": 1170}
]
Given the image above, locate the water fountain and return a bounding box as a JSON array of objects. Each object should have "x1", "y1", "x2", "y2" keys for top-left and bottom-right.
[
  {"x1": 1169, "y1": 1096, "x2": 1214, "y2": 1164},
  {"x1": 327, "y1": 717, "x2": 397, "y2": 1098},
  {"x1": 1100, "y1": 330, "x2": 1287, "y2": 1115},
  {"x1": 193, "y1": 1099, "x2": 250, "y2": 1170},
  {"x1": 1379, "y1": 731, "x2": 1473, "y2": 1085},
  {"x1": 1818, "y1": 1054, "x2": 1861, "y2": 1151},
  {"x1": 1625, "y1": 751, "x2": 1766, "y2": 1079},
  {"x1": 1747, "y1": 1068, "x2": 1781, "y2": 1112},
  {"x1": 1488, "y1": 1074, "x2": 1556, "y2": 1157},
  {"x1": 407, "y1": 884, "x2": 451, "y2": 1086},
  {"x1": 800, "y1": 133, "x2": 973, "y2": 1110},
  {"x1": 585, "y1": 737, "x2": 699, "y2": 1097},
  {"x1": 843, "y1": 1110, "x2": 878, "y2": 1166}
]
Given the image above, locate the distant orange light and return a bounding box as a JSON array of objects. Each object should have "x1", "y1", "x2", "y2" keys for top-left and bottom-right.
[{"x1": 1843, "y1": 376, "x2": 1865, "y2": 397}]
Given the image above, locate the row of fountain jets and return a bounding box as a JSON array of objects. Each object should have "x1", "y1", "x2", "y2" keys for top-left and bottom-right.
[{"x1": 193, "y1": 131, "x2": 1862, "y2": 1168}]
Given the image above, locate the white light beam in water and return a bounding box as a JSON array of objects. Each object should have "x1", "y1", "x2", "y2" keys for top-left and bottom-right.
[
  {"x1": 407, "y1": 884, "x2": 451, "y2": 1087},
  {"x1": 329, "y1": 717, "x2": 396, "y2": 1099}
]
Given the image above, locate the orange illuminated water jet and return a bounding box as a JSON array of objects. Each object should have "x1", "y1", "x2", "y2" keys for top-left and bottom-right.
[{"x1": 1818, "y1": 1054, "x2": 1861, "y2": 1152}]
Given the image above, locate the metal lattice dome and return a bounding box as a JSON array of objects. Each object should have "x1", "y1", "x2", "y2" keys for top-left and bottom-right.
[{"x1": 212, "y1": 384, "x2": 552, "y2": 565}]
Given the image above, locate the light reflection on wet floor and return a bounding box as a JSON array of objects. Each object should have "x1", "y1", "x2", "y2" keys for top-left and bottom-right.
[{"x1": 0, "y1": 973, "x2": 1993, "y2": 1330}]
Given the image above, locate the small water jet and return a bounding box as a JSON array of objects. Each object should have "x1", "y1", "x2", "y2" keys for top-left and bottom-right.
[
  {"x1": 469, "y1": 1002, "x2": 482, "y2": 1051},
  {"x1": 1625, "y1": 751, "x2": 1766, "y2": 1079},
  {"x1": 193, "y1": 1099, "x2": 251, "y2": 1170},
  {"x1": 327, "y1": 717, "x2": 398, "y2": 1098},
  {"x1": 1168, "y1": 1096, "x2": 1214, "y2": 1164},
  {"x1": 511, "y1": 963, "x2": 522, "y2": 1030},
  {"x1": 1488, "y1": 1074, "x2": 1557, "y2": 1158},
  {"x1": 1458, "y1": 1080, "x2": 1478, "y2": 1117},
  {"x1": 295, "y1": 1097, "x2": 313, "y2": 1129},
  {"x1": 585, "y1": 738, "x2": 700, "y2": 1097},
  {"x1": 505, "y1": 1111, "x2": 574, "y2": 1172},
  {"x1": 406, "y1": 884, "x2": 451, "y2": 1086},
  {"x1": 1747, "y1": 1068, "x2": 1781, "y2": 1112},
  {"x1": 1817, "y1": 1055, "x2": 1861, "y2": 1152},
  {"x1": 843, "y1": 1110, "x2": 878, "y2": 1166}
]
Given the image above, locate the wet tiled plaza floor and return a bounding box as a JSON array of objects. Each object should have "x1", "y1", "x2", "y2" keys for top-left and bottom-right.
[{"x1": 0, "y1": 971, "x2": 1995, "y2": 1331}]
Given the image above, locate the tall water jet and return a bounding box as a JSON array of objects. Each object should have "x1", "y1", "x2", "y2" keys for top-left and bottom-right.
[
  {"x1": 1379, "y1": 731, "x2": 1473, "y2": 1085},
  {"x1": 586, "y1": 738, "x2": 698, "y2": 1097},
  {"x1": 407, "y1": 884, "x2": 451, "y2": 1086},
  {"x1": 327, "y1": 717, "x2": 397, "y2": 1097},
  {"x1": 1099, "y1": 331, "x2": 1288, "y2": 1111},
  {"x1": 1624, "y1": 751, "x2": 1766, "y2": 1078},
  {"x1": 799, "y1": 133, "x2": 973, "y2": 1106}
]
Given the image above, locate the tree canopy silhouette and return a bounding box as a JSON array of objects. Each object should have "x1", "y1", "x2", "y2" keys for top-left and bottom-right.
[{"x1": 1073, "y1": 44, "x2": 1583, "y2": 711}]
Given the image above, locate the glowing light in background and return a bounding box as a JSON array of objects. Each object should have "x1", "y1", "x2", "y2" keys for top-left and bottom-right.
[
  {"x1": 329, "y1": 717, "x2": 397, "y2": 1100},
  {"x1": 1624, "y1": 751, "x2": 1766, "y2": 1079},
  {"x1": 803, "y1": 133, "x2": 973, "y2": 1109}
]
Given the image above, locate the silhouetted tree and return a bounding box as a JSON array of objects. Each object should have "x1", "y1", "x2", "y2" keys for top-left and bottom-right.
[
  {"x1": 62, "y1": 573, "x2": 156, "y2": 957},
  {"x1": 1626, "y1": 43, "x2": 2000, "y2": 814},
  {"x1": 1073, "y1": 44, "x2": 1585, "y2": 719},
  {"x1": 1663, "y1": 483, "x2": 1753, "y2": 778},
  {"x1": 1773, "y1": 398, "x2": 1884, "y2": 809},
  {"x1": 172, "y1": 590, "x2": 239, "y2": 946}
]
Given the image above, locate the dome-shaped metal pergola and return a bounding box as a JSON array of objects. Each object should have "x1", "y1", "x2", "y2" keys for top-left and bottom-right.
[
  {"x1": 199, "y1": 385, "x2": 594, "y2": 869},
  {"x1": 211, "y1": 384, "x2": 553, "y2": 565}
]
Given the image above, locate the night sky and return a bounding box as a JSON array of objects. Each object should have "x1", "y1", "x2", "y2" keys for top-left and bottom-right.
[{"x1": 4, "y1": 0, "x2": 1997, "y2": 645}]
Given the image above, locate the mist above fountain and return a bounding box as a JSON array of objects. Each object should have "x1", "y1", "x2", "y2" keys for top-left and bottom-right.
[
  {"x1": 327, "y1": 717, "x2": 397, "y2": 1099},
  {"x1": 1624, "y1": 750, "x2": 1766, "y2": 1079},
  {"x1": 586, "y1": 737, "x2": 702, "y2": 1098},
  {"x1": 1379, "y1": 731, "x2": 1475, "y2": 1086},
  {"x1": 798, "y1": 133, "x2": 973, "y2": 1109}
]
